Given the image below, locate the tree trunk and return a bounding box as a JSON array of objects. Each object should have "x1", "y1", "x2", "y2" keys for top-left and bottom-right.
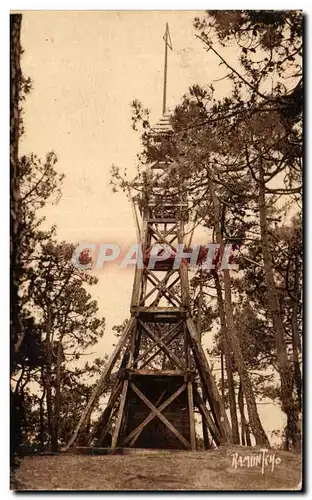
[
  {"x1": 291, "y1": 254, "x2": 302, "y2": 410},
  {"x1": 223, "y1": 259, "x2": 269, "y2": 445},
  {"x1": 238, "y1": 379, "x2": 246, "y2": 445},
  {"x1": 220, "y1": 349, "x2": 225, "y2": 400},
  {"x1": 214, "y1": 271, "x2": 240, "y2": 444},
  {"x1": 45, "y1": 305, "x2": 57, "y2": 452},
  {"x1": 78, "y1": 390, "x2": 92, "y2": 446},
  {"x1": 39, "y1": 368, "x2": 46, "y2": 449},
  {"x1": 54, "y1": 340, "x2": 63, "y2": 447},
  {"x1": 208, "y1": 169, "x2": 270, "y2": 446},
  {"x1": 258, "y1": 162, "x2": 300, "y2": 448},
  {"x1": 10, "y1": 13, "x2": 25, "y2": 358},
  {"x1": 238, "y1": 378, "x2": 251, "y2": 446},
  {"x1": 197, "y1": 268, "x2": 210, "y2": 449},
  {"x1": 245, "y1": 419, "x2": 251, "y2": 446}
]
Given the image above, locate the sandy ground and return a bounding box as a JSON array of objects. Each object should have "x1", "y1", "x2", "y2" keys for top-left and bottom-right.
[{"x1": 14, "y1": 445, "x2": 302, "y2": 491}]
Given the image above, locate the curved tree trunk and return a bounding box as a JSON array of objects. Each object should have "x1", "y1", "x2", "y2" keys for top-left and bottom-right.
[
  {"x1": 258, "y1": 162, "x2": 300, "y2": 448},
  {"x1": 10, "y1": 13, "x2": 24, "y2": 358},
  {"x1": 197, "y1": 268, "x2": 212, "y2": 449},
  {"x1": 214, "y1": 271, "x2": 240, "y2": 444},
  {"x1": 208, "y1": 169, "x2": 270, "y2": 446}
]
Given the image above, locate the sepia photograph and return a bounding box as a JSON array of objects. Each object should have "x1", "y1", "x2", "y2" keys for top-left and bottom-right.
[{"x1": 10, "y1": 8, "x2": 303, "y2": 491}]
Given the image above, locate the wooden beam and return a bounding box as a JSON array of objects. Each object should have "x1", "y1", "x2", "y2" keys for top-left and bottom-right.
[
  {"x1": 137, "y1": 306, "x2": 184, "y2": 315},
  {"x1": 202, "y1": 403, "x2": 210, "y2": 450},
  {"x1": 186, "y1": 318, "x2": 232, "y2": 444},
  {"x1": 129, "y1": 369, "x2": 185, "y2": 376},
  {"x1": 94, "y1": 417, "x2": 113, "y2": 447},
  {"x1": 138, "y1": 320, "x2": 184, "y2": 370},
  {"x1": 131, "y1": 219, "x2": 148, "y2": 307},
  {"x1": 130, "y1": 382, "x2": 190, "y2": 449},
  {"x1": 149, "y1": 223, "x2": 178, "y2": 237},
  {"x1": 128, "y1": 390, "x2": 166, "y2": 446},
  {"x1": 176, "y1": 221, "x2": 191, "y2": 309},
  {"x1": 147, "y1": 218, "x2": 177, "y2": 223},
  {"x1": 193, "y1": 389, "x2": 221, "y2": 446},
  {"x1": 131, "y1": 267, "x2": 144, "y2": 309},
  {"x1": 87, "y1": 379, "x2": 122, "y2": 445},
  {"x1": 130, "y1": 195, "x2": 141, "y2": 243},
  {"x1": 187, "y1": 382, "x2": 197, "y2": 451},
  {"x1": 127, "y1": 316, "x2": 137, "y2": 368},
  {"x1": 111, "y1": 380, "x2": 129, "y2": 449},
  {"x1": 151, "y1": 270, "x2": 177, "y2": 306},
  {"x1": 136, "y1": 323, "x2": 182, "y2": 369},
  {"x1": 140, "y1": 271, "x2": 181, "y2": 307},
  {"x1": 150, "y1": 223, "x2": 178, "y2": 243},
  {"x1": 145, "y1": 270, "x2": 182, "y2": 305},
  {"x1": 149, "y1": 228, "x2": 178, "y2": 247},
  {"x1": 131, "y1": 325, "x2": 142, "y2": 370},
  {"x1": 179, "y1": 261, "x2": 190, "y2": 309},
  {"x1": 146, "y1": 224, "x2": 177, "y2": 253},
  {"x1": 136, "y1": 307, "x2": 185, "y2": 324},
  {"x1": 62, "y1": 317, "x2": 135, "y2": 451}
]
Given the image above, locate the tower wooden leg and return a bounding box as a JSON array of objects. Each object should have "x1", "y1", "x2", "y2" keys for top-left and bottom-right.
[
  {"x1": 187, "y1": 382, "x2": 196, "y2": 451},
  {"x1": 202, "y1": 397, "x2": 210, "y2": 450},
  {"x1": 63, "y1": 318, "x2": 135, "y2": 451},
  {"x1": 111, "y1": 380, "x2": 129, "y2": 449}
]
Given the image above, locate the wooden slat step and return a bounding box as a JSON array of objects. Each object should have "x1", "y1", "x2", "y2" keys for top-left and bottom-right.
[{"x1": 135, "y1": 307, "x2": 186, "y2": 323}]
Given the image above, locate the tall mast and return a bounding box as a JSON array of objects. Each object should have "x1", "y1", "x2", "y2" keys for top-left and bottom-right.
[{"x1": 162, "y1": 23, "x2": 172, "y2": 116}]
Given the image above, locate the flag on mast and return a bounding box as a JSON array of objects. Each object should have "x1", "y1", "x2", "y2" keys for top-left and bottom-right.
[{"x1": 163, "y1": 23, "x2": 172, "y2": 50}]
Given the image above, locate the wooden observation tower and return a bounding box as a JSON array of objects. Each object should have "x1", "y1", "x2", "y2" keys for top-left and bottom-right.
[{"x1": 65, "y1": 24, "x2": 232, "y2": 452}]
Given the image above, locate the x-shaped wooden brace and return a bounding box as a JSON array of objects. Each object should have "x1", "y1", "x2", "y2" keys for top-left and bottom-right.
[
  {"x1": 140, "y1": 269, "x2": 181, "y2": 307},
  {"x1": 133, "y1": 321, "x2": 183, "y2": 369},
  {"x1": 149, "y1": 271, "x2": 176, "y2": 307},
  {"x1": 146, "y1": 224, "x2": 178, "y2": 254},
  {"x1": 149, "y1": 224, "x2": 178, "y2": 247},
  {"x1": 124, "y1": 382, "x2": 189, "y2": 449},
  {"x1": 138, "y1": 320, "x2": 184, "y2": 370},
  {"x1": 126, "y1": 390, "x2": 166, "y2": 446}
]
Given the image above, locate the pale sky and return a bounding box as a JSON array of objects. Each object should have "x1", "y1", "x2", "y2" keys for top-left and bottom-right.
[
  {"x1": 20, "y1": 10, "x2": 230, "y2": 346},
  {"x1": 20, "y1": 11, "x2": 285, "y2": 440}
]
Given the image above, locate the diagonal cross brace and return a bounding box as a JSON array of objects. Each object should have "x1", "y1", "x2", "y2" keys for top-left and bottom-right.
[
  {"x1": 140, "y1": 269, "x2": 181, "y2": 307},
  {"x1": 127, "y1": 390, "x2": 166, "y2": 446},
  {"x1": 149, "y1": 227, "x2": 178, "y2": 249},
  {"x1": 138, "y1": 319, "x2": 184, "y2": 370},
  {"x1": 147, "y1": 223, "x2": 178, "y2": 251},
  {"x1": 125, "y1": 384, "x2": 186, "y2": 446},
  {"x1": 129, "y1": 382, "x2": 190, "y2": 449},
  {"x1": 136, "y1": 323, "x2": 182, "y2": 369}
]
